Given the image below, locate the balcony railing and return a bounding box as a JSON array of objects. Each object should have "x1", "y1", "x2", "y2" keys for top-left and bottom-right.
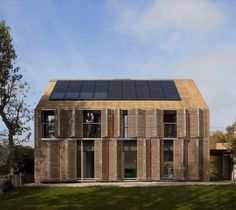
[
  {"x1": 42, "y1": 123, "x2": 54, "y2": 138},
  {"x1": 164, "y1": 123, "x2": 177, "y2": 138},
  {"x1": 83, "y1": 123, "x2": 101, "y2": 138}
]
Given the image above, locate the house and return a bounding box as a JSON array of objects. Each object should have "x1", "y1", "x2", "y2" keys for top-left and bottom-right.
[{"x1": 34, "y1": 79, "x2": 210, "y2": 183}]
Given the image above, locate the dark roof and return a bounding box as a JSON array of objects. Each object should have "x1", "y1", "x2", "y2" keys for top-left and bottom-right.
[{"x1": 49, "y1": 80, "x2": 181, "y2": 100}]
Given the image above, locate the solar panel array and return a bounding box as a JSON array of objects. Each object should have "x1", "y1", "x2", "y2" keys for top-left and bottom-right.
[{"x1": 49, "y1": 80, "x2": 181, "y2": 100}]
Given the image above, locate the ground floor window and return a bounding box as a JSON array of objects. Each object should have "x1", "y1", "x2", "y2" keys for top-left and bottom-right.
[
  {"x1": 123, "y1": 140, "x2": 137, "y2": 179},
  {"x1": 77, "y1": 140, "x2": 94, "y2": 179},
  {"x1": 163, "y1": 140, "x2": 173, "y2": 179}
]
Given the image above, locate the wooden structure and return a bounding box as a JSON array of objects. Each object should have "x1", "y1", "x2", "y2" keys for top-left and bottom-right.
[{"x1": 34, "y1": 79, "x2": 210, "y2": 183}]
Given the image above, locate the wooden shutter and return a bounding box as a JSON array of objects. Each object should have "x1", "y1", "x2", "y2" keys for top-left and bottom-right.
[
  {"x1": 138, "y1": 109, "x2": 146, "y2": 138},
  {"x1": 146, "y1": 109, "x2": 157, "y2": 138},
  {"x1": 186, "y1": 109, "x2": 190, "y2": 139},
  {"x1": 94, "y1": 140, "x2": 102, "y2": 180},
  {"x1": 35, "y1": 109, "x2": 41, "y2": 140},
  {"x1": 114, "y1": 109, "x2": 120, "y2": 138},
  {"x1": 41, "y1": 140, "x2": 50, "y2": 181},
  {"x1": 189, "y1": 109, "x2": 199, "y2": 138},
  {"x1": 54, "y1": 109, "x2": 60, "y2": 138},
  {"x1": 187, "y1": 138, "x2": 200, "y2": 180},
  {"x1": 60, "y1": 109, "x2": 70, "y2": 138},
  {"x1": 101, "y1": 109, "x2": 108, "y2": 137},
  {"x1": 109, "y1": 139, "x2": 117, "y2": 180},
  {"x1": 137, "y1": 140, "x2": 145, "y2": 180},
  {"x1": 151, "y1": 139, "x2": 161, "y2": 181},
  {"x1": 156, "y1": 109, "x2": 163, "y2": 139},
  {"x1": 102, "y1": 140, "x2": 109, "y2": 180},
  {"x1": 75, "y1": 110, "x2": 83, "y2": 138},
  {"x1": 67, "y1": 140, "x2": 77, "y2": 180},
  {"x1": 108, "y1": 110, "x2": 114, "y2": 138},
  {"x1": 146, "y1": 140, "x2": 151, "y2": 181},
  {"x1": 177, "y1": 109, "x2": 184, "y2": 138},
  {"x1": 128, "y1": 109, "x2": 137, "y2": 138},
  {"x1": 174, "y1": 139, "x2": 184, "y2": 180},
  {"x1": 203, "y1": 109, "x2": 210, "y2": 181},
  {"x1": 117, "y1": 140, "x2": 123, "y2": 180},
  {"x1": 49, "y1": 141, "x2": 60, "y2": 180}
]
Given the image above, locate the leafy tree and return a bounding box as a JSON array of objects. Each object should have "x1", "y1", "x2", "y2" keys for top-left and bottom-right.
[
  {"x1": 210, "y1": 130, "x2": 226, "y2": 144},
  {"x1": 223, "y1": 123, "x2": 236, "y2": 162},
  {"x1": 0, "y1": 20, "x2": 32, "y2": 174},
  {"x1": 211, "y1": 123, "x2": 236, "y2": 161},
  {"x1": 0, "y1": 145, "x2": 34, "y2": 175}
]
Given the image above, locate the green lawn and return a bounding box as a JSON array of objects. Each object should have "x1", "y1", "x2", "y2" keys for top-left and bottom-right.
[{"x1": 1, "y1": 184, "x2": 236, "y2": 210}]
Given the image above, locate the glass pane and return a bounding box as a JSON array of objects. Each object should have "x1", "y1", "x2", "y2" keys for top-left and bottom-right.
[
  {"x1": 163, "y1": 140, "x2": 173, "y2": 179},
  {"x1": 53, "y1": 81, "x2": 69, "y2": 92},
  {"x1": 50, "y1": 92, "x2": 65, "y2": 99},
  {"x1": 164, "y1": 124, "x2": 177, "y2": 138},
  {"x1": 124, "y1": 151, "x2": 137, "y2": 178},
  {"x1": 64, "y1": 92, "x2": 79, "y2": 99},
  {"x1": 123, "y1": 114, "x2": 128, "y2": 138},
  {"x1": 77, "y1": 141, "x2": 81, "y2": 178},
  {"x1": 79, "y1": 92, "x2": 93, "y2": 99},
  {"x1": 83, "y1": 141, "x2": 94, "y2": 178},
  {"x1": 124, "y1": 140, "x2": 137, "y2": 178},
  {"x1": 94, "y1": 92, "x2": 107, "y2": 99},
  {"x1": 42, "y1": 111, "x2": 54, "y2": 138},
  {"x1": 164, "y1": 110, "x2": 177, "y2": 123}
]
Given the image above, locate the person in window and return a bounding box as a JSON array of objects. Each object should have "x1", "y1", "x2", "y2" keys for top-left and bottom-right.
[{"x1": 86, "y1": 112, "x2": 94, "y2": 137}]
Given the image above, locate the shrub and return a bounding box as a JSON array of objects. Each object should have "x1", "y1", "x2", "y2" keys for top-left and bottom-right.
[{"x1": 2, "y1": 179, "x2": 14, "y2": 192}]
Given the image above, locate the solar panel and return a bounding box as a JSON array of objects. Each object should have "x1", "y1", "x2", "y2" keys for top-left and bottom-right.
[
  {"x1": 122, "y1": 80, "x2": 136, "y2": 99},
  {"x1": 53, "y1": 81, "x2": 69, "y2": 92},
  {"x1": 49, "y1": 80, "x2": 181, "y2": 100},
  {"x1": 108, "y1": 80, "x2": 122, "y2": 99},
  {"x1": 136, "y1": 80, "x2": 150, "y2": 99}
]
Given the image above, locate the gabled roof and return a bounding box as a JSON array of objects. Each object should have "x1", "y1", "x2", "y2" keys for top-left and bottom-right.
[{"x1": 35, "y1": 79, "x2": 208, "y2": 110}]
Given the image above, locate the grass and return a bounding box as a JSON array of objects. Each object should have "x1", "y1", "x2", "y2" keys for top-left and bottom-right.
[{"x1": 1, "y1": 184, "x2": 236, "y2": 210}]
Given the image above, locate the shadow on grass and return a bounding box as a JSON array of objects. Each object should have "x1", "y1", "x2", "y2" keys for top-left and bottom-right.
[{"x1": 1, "y1": 184, "x2": 236, "y2": 210}]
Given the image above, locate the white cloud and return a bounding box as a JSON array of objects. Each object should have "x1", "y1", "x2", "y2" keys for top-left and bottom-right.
[
  {"x1": 122, "y1": 45, "x2": 236, "y2": 130},
  {"x1": 110, "y1": 0, "x2": 226, "y2": 55},
  {"x1": 113, "y1": 0, "x2": 225, "y2": 35}
]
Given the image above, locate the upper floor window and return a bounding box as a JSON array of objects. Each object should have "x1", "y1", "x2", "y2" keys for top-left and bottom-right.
[
  {"x1": 123, "y1": 110, "x2": 128, "y2": 138},
  {"x1": 42, "y1": 110, "x2": 55, "y2": 138},
  {"x1": 164, "y1": 110, "x2": 177, "y2": 138},
  {"x1": 83, "y1": 110, "x2": 101, "y2": 138}
]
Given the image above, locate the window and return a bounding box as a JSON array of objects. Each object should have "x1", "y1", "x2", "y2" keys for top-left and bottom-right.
[
  {"x1": 164, "y1": 110, "x2": 177, "y2": 138},
  {"x1": 123, "y1": 110, "x2": 128, "y2": 138},
  {"x1": 83, "y1": 110, "x2": 101, "y2": 138},
  {"x1": 77, "y1": 140, "x2": 94, "y2": 179},
  {"x1": 42, "y1": 110, "x2": 55, "y2": 138},
  {"x1": 123, "y1": 140, "x2": 137, "y2": 178},
  {"x1": 163, "y1": 140, "x2": 173, "y2": 179}
]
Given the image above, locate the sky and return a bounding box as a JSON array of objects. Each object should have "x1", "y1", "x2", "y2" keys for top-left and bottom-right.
[{"x1": 0, "y1": 0, "x2": 236, "y2": 147}]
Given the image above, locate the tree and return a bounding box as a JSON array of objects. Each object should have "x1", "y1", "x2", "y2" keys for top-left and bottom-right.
[
  {"x1": 210, "y1": 130, "x2": 226, "y2": 144},
  {"x1": 210, "y1": 124, "x2": 236, "y2": 160},
  {"x1": 0, "y1": 20, "x2": 32, "y2": 174},
  {"x1": 223, "y1": 123, "x2": 236, "y2": 162},
  {"x1": 0, "y1": 145, "x2": 34, "y2": 176}
]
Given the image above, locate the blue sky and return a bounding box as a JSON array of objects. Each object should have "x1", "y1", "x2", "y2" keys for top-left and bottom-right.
[{"x1": 1, "y1": 0, "x2": 236, "y2": 146}]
